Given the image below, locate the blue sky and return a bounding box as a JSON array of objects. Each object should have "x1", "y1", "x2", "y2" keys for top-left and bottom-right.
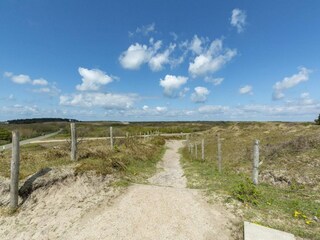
[{"x1": 0, "y1": 0, "x2": 319, "y2": 121}]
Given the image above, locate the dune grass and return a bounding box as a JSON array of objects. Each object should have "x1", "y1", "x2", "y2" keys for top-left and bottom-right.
[
  {"x1": 0, "y1": 136, "x2": 165, "y2": 182},
  {"x1": 182, "y1": 122, "x2": 320, "y2": 239}
]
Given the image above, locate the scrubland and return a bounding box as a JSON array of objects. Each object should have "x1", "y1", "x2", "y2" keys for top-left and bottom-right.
[{"x1": 183, "y1": 122, "x2": 320, "y2": 239}]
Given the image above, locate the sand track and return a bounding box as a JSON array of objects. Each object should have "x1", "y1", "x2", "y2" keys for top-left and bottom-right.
[{"x1": 1, "y1": 140, "x2": 234, "y2": 240}]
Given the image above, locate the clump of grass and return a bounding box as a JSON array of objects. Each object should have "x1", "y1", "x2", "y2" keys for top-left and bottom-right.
[
  {"x1": 232, "y1": 178, "x2": 261, "y2": 205},
  {"x1": 74, "y1": 137, "x2": 166, "y2": 183}
]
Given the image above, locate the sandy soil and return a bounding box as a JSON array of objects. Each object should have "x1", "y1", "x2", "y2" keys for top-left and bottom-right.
[{"x1": 0, "y1": 140, "x2": 236, "y2": 240}]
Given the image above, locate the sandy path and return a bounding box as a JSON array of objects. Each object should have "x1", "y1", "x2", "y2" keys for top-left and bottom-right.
[
  {"x1": 63, "y1": 140, "x2": 233, "y2": 240},
  {"x1": 0, "y1": 140, "x2": 234, "y2": 240}
]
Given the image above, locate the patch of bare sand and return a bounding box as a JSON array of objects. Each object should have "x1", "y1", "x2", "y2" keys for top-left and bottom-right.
[
  {"x1": 0, "y1": 172, "x2": 121, "y2": 240},
  {"x1": 64, "y1": 140, "x2": 236, "y2": 240},
  {"x1": 1, "y1": 140, "x2": 236, "y2": 240}
]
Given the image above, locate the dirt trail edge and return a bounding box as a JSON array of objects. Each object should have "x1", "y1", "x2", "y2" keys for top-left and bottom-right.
[{"x1": 63, "y1": 140, "x2": 235, "y2": 240}]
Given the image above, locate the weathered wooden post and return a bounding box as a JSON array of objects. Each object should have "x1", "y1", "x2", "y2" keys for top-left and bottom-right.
[
  {"x1": 201, "y1": 139, "x2": 205, "y2": 160},
  {"x1": 217, "y1": 133, "x2": 222, "y2": 173},
  {"x1": 10, "y1": 130, "x2": 20, "y2": 209},
  {"x1": 190, "y1": 143, "x2": 193, "y2": 155},
  {"x1": 252, "y1": 140, "x2": 259, "y2": 185},
  {"x1": 110, "y1": 126, "x2": 113, "y2": 149},
  {"x1": 195, "y1": 144, "x2": 198, "y2": 159},
  {"x1": 70, "y1": 123, "x2": 77, "y2": 161}
]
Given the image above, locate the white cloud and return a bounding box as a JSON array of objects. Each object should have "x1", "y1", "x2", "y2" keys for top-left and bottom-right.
[
  {"x1": 142, "y1": 105, "x2": 149, "y2": 111},
  {"x1": 188, "y1": 38, "x2": 237, "y2": 77},
  {"x1": 59, "y1": 92, "x2": 137, "y2": 109},
  {"x1": 239, "y1": 85, "x2": 253, "y2": 95},
  {"x1": 149, "y1": 44, "x2": 176, "y2": 71},
  {"x1": 4, "y1": 72, "x2": 13, "y2": 78},
  {"x1": 119, "y1": 41, "x2": 162, "y2": 70},
  {"x1": 119, "y1": 43, "x2": 152, "y2": 70},
  {"x1": 156, "y1": 106, "x2": 167, "y2": 113},
  {"x1": 119, "y1": 40, "x2": 178, "y2": 71},
  {"x1": 11, "y1": 74, "x2": 32, "y2": 84},
  {"x1": 204, "y1": 76, "x2": 224, "y2": 86},
  {"x1": 32, "y1": 78, "x2": 48, "y2": 86},
  {"x1": 189, "y1": 35, "x2": 203, "y2": 54},
  {"x1": 191, "y1": 86, "x2": 210, "y2": 103},
  {"x1": 198, "y1": 105, "x2": 229, "y2": 114},
  {"x1": 4, "y1": 71, "x2": 52, "y2": 87},
  {"x1": 159, "y1": 75, "x2": 188, "y2": 98},
  {"x1": 76, "y1": 67, "x2": 114, "y2": 91},
  {"x1": 299, "y1": 92, "x2": 315, "y2": 105},
  {"x1": 273, "y1": 67, "x2": 311, "y2": 100},
  {"x1": 231, "y1": 9, "x2": 247, "y2": 33}
]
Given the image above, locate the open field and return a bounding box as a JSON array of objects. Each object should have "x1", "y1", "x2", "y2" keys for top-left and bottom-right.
[
  {"x1": 0, "y1": 121, "x2": 217, "y2": 144},
  {"x1": 1, "y1": 121, "x2": 319, "y2": 239},
  {"x1": 183, "y1": 122, "x2": 320, "y2": 239}
]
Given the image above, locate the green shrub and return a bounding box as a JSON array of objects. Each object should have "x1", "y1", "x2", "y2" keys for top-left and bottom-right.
[
  {"x1": 0, "y1": 128, "x2": 11, "y2": 142},
  {"x1": 232, "y1": 178, "x2": 261, "y2": 205}
]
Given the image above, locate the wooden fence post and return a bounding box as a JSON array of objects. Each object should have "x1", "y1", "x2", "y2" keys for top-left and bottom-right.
[
  {"x1": 190, "y1": 143, "x2": 193, "y2": 155},
  {"x1": 70, "y1": 123, "x2": 77, "y2": 161},
  {"x1": 10, "y1": 131, "x2": 20, "y2": 209},
  {"x1": 110, "y1": 126, "x2": 113, "y2": 149},
  {"x1": 195, "y1": 144, "x2": 198, "y2": 159},
  {"x1": 217, "y1": 133, "x2": 222, "y2": 173},
  {"x1": 253, "y1": 140, "x2": 259, "y2": 185},
  {"x1": 201, "y1": 139, "x2": 205, "y2": 160}
]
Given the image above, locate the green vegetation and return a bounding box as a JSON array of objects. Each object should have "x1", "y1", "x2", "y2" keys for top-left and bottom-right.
[
  {"x1": 0, "y1": 136, "x2": 165, "y2": 182},
  {"x1": 182, "y1": 122, "x2": 320, "y2": 239},
  {"x1": 315, "y1": 114, "x2": 320, "y2": 125},
  {"x1": 0, "y1": 128, "x2": 11, "y2": 145}
]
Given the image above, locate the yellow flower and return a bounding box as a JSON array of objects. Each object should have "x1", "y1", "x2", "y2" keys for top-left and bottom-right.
[
  {"x1": 302, "y1": 215, "x2": 307, "y2": 219},
  {"x1": 305, "y1": 220, "x2": 313, "y2": 225},
  {"x1": 294, "y1": 210, "x2": 301, "y2": 218}
]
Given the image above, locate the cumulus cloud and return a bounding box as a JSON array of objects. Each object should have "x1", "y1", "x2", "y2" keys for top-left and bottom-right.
[
  {"x1": 273, "y1": 67, "x2": 311, "y2": 100},
  {"x1": 231, "y1": 9, "x2": 247, "y2": 33},
  {"x1": 142, "y1": 105, "x2": 149, "y2": 111},
  {"x1": 149, "y1": 44, "x2": 176, "y2": 71},
  {"x1": 59, "y1": 92, "x2": 138, "y2": 109},
  {"x1": 159, "y1": 75, "x2": 188, "y2": 98},
  {"x1": 76, "y1": 67, "x2": 114, "y2": 91},
  {"x1": 32, "y1": 78, "x2": 48, "y2": 86},
  {"x1": 119, "y1": 40, "x2": 163, "y2": 70},
  {"x1": 188, "y1": 38, "x2": 237, "y2": 77},
  {"x1": 11, "y1": 74, "x2": 31, "y2": 84},
  {"x1": 4, "y1": 71, "x2": 51, "y2": 86},
  {"x1": 191, "y1": 86, "x2": 210, "y2": 103},
  {"x1": 189, "y1": 35, "x2": 203, "y2": 54},
  {"x1": 204, "y1": 76, "x2": 224, "y2": 86},
  {"x1": 156, "y1": 106, "x2": 167, "y2": 113},
  {"x1": 119, "y1": 40, "x2": 178, "y2": 71},
  {"x1": 239, "y1": 85, "x2": 253, "y2": 95}
]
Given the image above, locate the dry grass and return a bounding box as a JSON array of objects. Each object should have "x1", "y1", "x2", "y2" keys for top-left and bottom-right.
[
  {"x1": 184, "y1": 122, "x2": 320, "y2": 239},
  {"x1": 0, "y1": 136, "x2": 165, "y2": 183}
]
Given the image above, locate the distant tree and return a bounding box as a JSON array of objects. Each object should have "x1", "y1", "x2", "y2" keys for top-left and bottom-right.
[{"x1": 315, "y1": 114, "x2": 320, "y2": 125}]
